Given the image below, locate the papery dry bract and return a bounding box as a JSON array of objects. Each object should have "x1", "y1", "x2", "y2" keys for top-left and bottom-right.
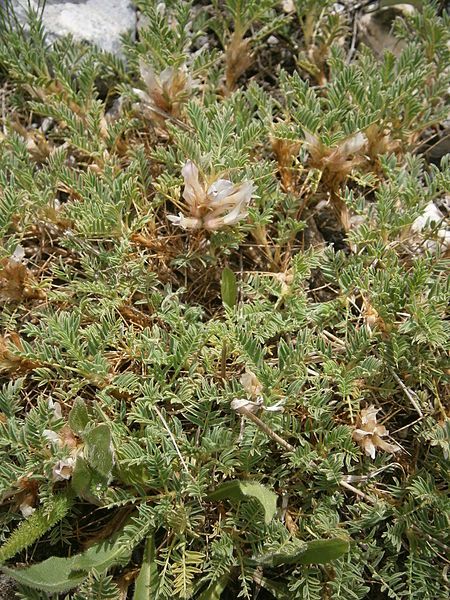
[
  {"x1": 271, "y1": 137, "x2": 301, "y2": 192},
  {"x1": 225, "y1": 33, "x2": 253, "y2": 93},
  {"x1": 305, "y1": 131, "x2": 368, "y2": 181},
  {"x1": 231, "y1": 397, "x2": 264, "y2": 415},
  {"x1": 0, "y1": 333, "x2": 40, "y2": 374},
  {"x1": 353, "y1": 405, "x2": 400, "y2": 459},
  {"x1": 168, "y1": 161, "x2": 254, "y2": 231},
  {"x1": 240, "y1": 369, "x2": 263, "y2": 398}
]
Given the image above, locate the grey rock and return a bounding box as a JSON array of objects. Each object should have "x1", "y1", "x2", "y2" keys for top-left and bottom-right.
[
  {"x1": 8, "y1": 0, "x2": 136, "y2": 55},
  {"x1": 427, "y1": 129, "x2": 450, "y2": 163}
]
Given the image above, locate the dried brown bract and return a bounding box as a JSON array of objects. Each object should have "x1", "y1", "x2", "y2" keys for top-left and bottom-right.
[
  {"x1": 225, "y1": 32, "x2": 253, "y2": 93},
  {"x1": 0, "y1": 333, "x2": 39, "y2": 375},
  {"x1": 0, "y1": 246, "x2": 45, "y2": 302},
  {"x1": 240, "y1": 368, "x2": 263, "y2": 398},
  {"x1": 365, "y1": 124, "x2": 401, "y2": 161},
  {"x1": 353, "y1": 405, "x2": 400, "y2": 459},
  {"x1": 271, "y1": 137, "x2": 301, "y2": 192},
  {"x1": 168, "y1": 161, "x2": 254, "y2": 231},
  {"x1": 304, "y1": 131, "x2": 368, "y2": 230}
]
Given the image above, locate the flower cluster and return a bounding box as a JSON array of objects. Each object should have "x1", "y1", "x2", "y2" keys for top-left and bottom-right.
[
  {"x1": 353, "y1": 405, "x2": 400, "y2": 459},
  {"x1": 168, "y1": 161, "x2": 254, "y2": 231},
  {"x1": 134, "y1": 61, "x2": 193, "y2": 121},
  {"x1": 305, "y1": 130, "x2": 368, "y2": 183}
]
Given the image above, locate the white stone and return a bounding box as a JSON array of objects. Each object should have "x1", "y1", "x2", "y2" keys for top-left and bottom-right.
[
  {"x1": 10, "y1": 1, "x2": 136, "y2": 55},
  {"x1": 358, "y1": 5, "x2": 416, "y2": 58}
]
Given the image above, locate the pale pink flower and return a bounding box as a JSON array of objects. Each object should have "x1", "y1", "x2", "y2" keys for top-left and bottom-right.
[
  {"x1": 231, "y1": 397, "x2": 264, "y2": 415},
  {"x1": 10, "y1": 245, "x2": 25, "y2": 264},
  {"x1": 282, "y1": 0, "x2": 295, "y2": 13},
  {"x1": 353, "y1": 405, "x2": 400, "y2": 459},
  {"x1": 168, "y1": 161, "x2": 254, "y2": 231},
  {"x1": 52, "y1": 457, "x2": 75, "y2": 481}
]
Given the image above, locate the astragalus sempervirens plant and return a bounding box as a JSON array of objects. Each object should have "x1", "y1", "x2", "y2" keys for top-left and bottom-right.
[{"x1": 0, "y1": 0, "x2": 449, "y2": 599}]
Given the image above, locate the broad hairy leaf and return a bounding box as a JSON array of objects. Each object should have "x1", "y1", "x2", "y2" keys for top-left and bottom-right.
[
  {"x1": 84, "y1": 423, "x2": 115, "y2": 480},
  {"x1": 379, "y1": 0, "x2": 422, "y2": 10},
  {"x1": 197, "y1": 572, "x2": 230, "y2": 600},
  {"x1": 133, "y1": 533, "x2": 159, "y2": 600},
  {"x1": 253, "y1": 537, "x2": 350, "y2": 567},
  {"x1": 70, "y1": 456, "x2": 92, "y2": 497},
  {"x1": 1, "y1": 518, "x2": 147, "y2": 593},
  {"x1": 68, "y1": 397, "x2": 89, "y2": 434},
  {"x1": 221, "y1": 266, "x2": 238, "y2": 308},
  {"x1": 208, "y1": 480, "x2": 277, "y2": 524}
]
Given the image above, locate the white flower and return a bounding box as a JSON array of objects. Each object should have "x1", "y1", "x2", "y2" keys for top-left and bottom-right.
[
  {"x1": 353, "y1": 405, "x2": 400, "y2": 459},
  {"x1": 168, "y1": 161, "x2": 254, "y2": 231},
  {"x1": 43, "y1": 429, "x2": 60, "y2": 444},
  {"x1": 339, "y1": 132, "x2": 367, "y2": 156},
  {"x1": 10, "y1": 245, "x2": 25, "y2": 264},
  {"x1": 282, "y1": 0, "x2": 295, "y2": 13},
  {"x1": 52, "y1": 457, "x2": 75, "y2": 481},
  {"x1": 263, "y1": 400, "x2": 285, "y2": 413},
  {"x1": 167, "y1": 213, "x2": 202, "y2": 229},
  {"x1": 231, "y1": 397, "x2": 284, "y2": 414},
  {"x1": 48, "y1": 397, "x2": 62, "y2": 420},
  {"x1": 411, "y1": 201, "x2": 450, "y2": 254}
]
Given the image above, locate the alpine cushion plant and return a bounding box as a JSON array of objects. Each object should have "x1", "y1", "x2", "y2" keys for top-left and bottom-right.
[{"x1": 0, "y1": 0, "x2": 449, "y2": 599}]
